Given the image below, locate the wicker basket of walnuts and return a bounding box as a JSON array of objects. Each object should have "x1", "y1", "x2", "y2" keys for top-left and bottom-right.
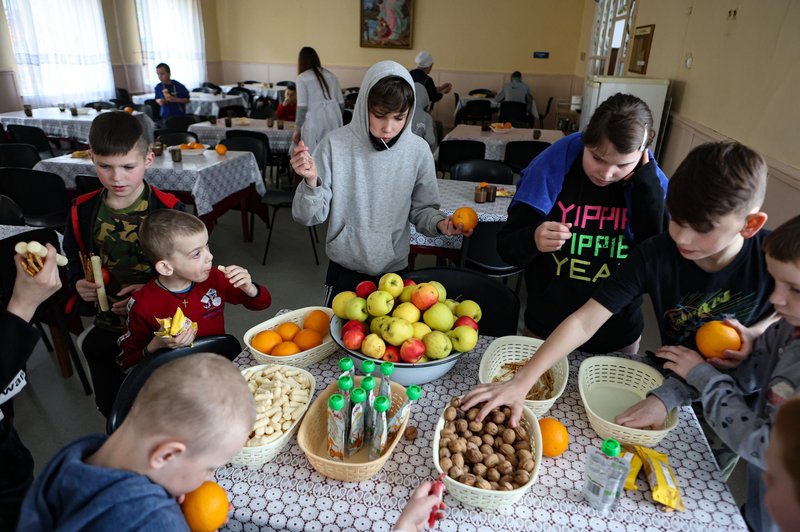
[{"x1": 432, "y1": 397, "x2": 543, "y2": 509}]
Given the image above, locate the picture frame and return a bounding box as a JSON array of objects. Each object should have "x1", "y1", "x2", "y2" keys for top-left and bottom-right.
[
  {"x1": 629, "y1": 24, "x2": 655, "y2": 75},
  {"x1": 360, "y1": 0, "x2": 413, "y2": 49}
]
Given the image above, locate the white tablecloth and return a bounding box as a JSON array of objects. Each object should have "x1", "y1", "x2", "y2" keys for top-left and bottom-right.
[
  {"x1": 219, "y1": 328, "x2": 746, "y2": 531},
  {"x1": 186, "y1": 93, "x2": 247, "y2": 116},
  {"x1": 221, "y1": 84, "x2": 286, "y2": 101},
  {"x1": 0, "y1": 108, "x2": 155, "y2": 142},
  {"x1": 34, "y1": 151, "x2": 266, "y2": 217},
  {"x1": 440, "y1": 126, "x2": 563, "y2": 161},
  {"x1": 409, "y1": 180, "x2": 515, "y2": 250},
  {"x1": 188, "y1": 120, "x2": 295, "y2": 154}
]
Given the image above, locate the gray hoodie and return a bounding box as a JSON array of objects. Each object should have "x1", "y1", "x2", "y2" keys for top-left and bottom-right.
[{"x1": 292, "y1": 61, "x2": 445, "y2": 275}]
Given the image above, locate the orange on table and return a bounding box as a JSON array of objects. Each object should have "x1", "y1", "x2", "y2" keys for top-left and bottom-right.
[
  {"x1": 303, "y1": 309, "x2": 330, "y2": 335},
  {"x1": 189, "y1": 142, "x2": 204, "y2": 149},
  {"x1": 539, "y1": 417, "x2": 569, "y2": 457},
  {"x1": 179, "y1": 143, "x2": 191, "y2": 150},
  {"x1": 180, "y1": 481, "x2": 228, "y2": 532},
  {"x1": 294, "y1": 328, "x2": 323, "y2": 351},
  {"x1": 275, "y1": 322, "x2": 301, "y2": 341},
  {"x1": 250, "y1": 329, "x2": 282, "y2": 354},
  {"x1": 452, "y1": 206, "x2": 479, "y2": 232},
  {"x1": 503, "y1": 121, "x2": 512, "y2": 129},
  {"x1": 123, "y1": 106, "x2": 134, "y2": 114},
  {"x1": 272, "y1": 341, "x2": 301, "y2": 356},
  {"x1": 215, "y1": 143, "x2": 228, "y2": 155},
  {"x1": 695, "y1": 320, "x2": 741, "y2": 358}
]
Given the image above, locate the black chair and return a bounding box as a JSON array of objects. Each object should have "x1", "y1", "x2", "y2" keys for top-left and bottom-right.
[
  {"x1": 498, "y1": 101, "x2": 532, "y2": 128},
  {"x1": 7, "y1": 124, "x2": 62, "y2": 159},
  {"x1": 242, "y1": 80, "x2": 261, "y2": 84},
  {"x1": 105, "y1": 334, "x2": 242, "y2": 434},
  {"x1": 157, "y1": 131, "x2": 199, "y2": 146},
  {"x1": 469, "y1": 88, "x2": 496, "y2": 98},
  {"x1": 164, "y1": 115, "x2": 198, "y2": 132},
  {"x1": 437, "y1": 140, "x2": 486, "y2": 177},
  {"x1": 0, "y1": 168, "x2": 69, "y2": 229},
  {"x1": 221, "y1": 136, "x2": 267, "y2": 174},
  {"x1": 538, "y1": 97, "x2": 553, "y2": 129},
  {"x1": 250, "y1": 102, "x2": 275, "y2": 120},
  {"x1": 343, "y1": 87, "x2": 360, "y2": 110},
  {"x1": 75, "y1": 174, "x2": 103, "y2": 194},
  {"x1": 0, "y1": 194, "x2": 24, "y2": 225},
  {"x1": 502, "y1": 141, "x2": 550, "y2": 174},
  {"x1": 261, "y1": 189, "x2": 319, "y2": 267},
  {"x1": 111, "y1": 87, "x2": 132, "y2": 107},
  {"x1": 451, "y1": 159, "x2": 514, "y2": 185},
  {"x1": 459, "y1": 222, "x2": 524, "y2": 294},
  {"x1": 144, "y1": 99, "x2": 161, "y2": 123},
  {"x1": 457, "y1": 99, "x2": 492, "y2": 125},
  {"x1": 227, "y1": 87, "x2": 254, "y2": 108},
  {"x1": 224, "y1": 130, "x2": 284, "y2": 179},
  {"x1": 0, "y1": 123, "x2": 9, "y2": 143},
  {"x1": 202, "y1": 81, "x2": 223, "y2": 94},
  {"x1": 404, "y1": 267, "x2": 519, "y2": 337},
  {"x1": 275, "y1": 81, "x2": 293, "y2": 87},
  {"x1": 84, "y1": 101, "x2": 115, "y2": 110},
  {"x1": 342, "y1": 109, "x2": 353, "y2": 125},
  {"x1": 192, "y1": 86, "x2": 215, "y2": 94},
  {"x1": 0, "y1": 143, "x2": 41, "y2": 169},
  {"x1": 217, "y1": 105, "x2": 247, "y2": 118}
]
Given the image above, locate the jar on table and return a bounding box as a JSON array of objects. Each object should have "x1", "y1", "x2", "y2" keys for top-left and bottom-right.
[{"x1": 474, "y1": 186, "x2": 487, "y2": 203}]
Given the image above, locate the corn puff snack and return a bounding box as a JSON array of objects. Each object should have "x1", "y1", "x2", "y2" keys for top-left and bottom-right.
[
  {"x1": 14, "y1": 241, "x2": 68, "y2": 277},
  {"x1": 636, "y1": 446, "x2": 685, "y2": 512},
  {"x1": 154, "y1": 307, "x2": 197, "y2": 337},
  {"x1": 243, "y1": 365, "x2": 313, "y2": 446}
]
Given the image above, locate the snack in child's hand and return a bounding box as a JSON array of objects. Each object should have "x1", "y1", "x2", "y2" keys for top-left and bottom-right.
[
  {"x1": 14, "y1": 241, "x2": 68, "y2": 277},
  {"x1": 155, "y1": 307, "x2": 197, "y2": 337},
  {"x1": 635, "y1": 446, "x2": 685, "y2": 511}
]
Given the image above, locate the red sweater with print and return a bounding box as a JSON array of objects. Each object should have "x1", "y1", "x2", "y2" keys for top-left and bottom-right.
[{"x1": 118, "y1": 268, "x2": 271, "y2": 369}]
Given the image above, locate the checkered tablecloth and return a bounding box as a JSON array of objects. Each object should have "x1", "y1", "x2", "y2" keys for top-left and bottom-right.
[
  {"x1": 439, "y1": 125, "x2": 563, "y2": 161},
  {"x1": 0, "y1": 108, "x2": 155, "y2": 142},
  {"x1": 186, "y1": 93, "x2": 247, "y2": 116},
  {"x1": 188, "y1": 120, "x2": 295, "y2": 155}
]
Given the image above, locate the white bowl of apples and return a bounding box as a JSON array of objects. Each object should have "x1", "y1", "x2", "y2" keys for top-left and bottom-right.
[{"x1": 328, "y1": 273, "x2": 482, "y2": 386}]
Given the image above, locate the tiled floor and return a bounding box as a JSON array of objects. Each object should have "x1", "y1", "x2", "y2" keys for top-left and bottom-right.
[{"x1": 14, "y1": 206, "x2": 746, "y2": 505}]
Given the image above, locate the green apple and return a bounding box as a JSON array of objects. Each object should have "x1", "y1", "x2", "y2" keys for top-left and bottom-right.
[
  {"x1": 370, "y1": 315, "x2": 392, "y2": 335},
  {"x1": 331, "y1": 291, "x2": 357, "y2": 319},
  {"x1": 444, "y1": 298, "x2": 459, "y2": 313},
  {"x1": 418, "y1": 355, "x2": 431, "y2": 364},
  {"x1": 411, "y1": 321, "x2": 432, "y2": 340},
  {"x1": 382, "y1": 317, "x2": 414, "y2": 346},
  {"x1": 378, "y1": 272, "x2": 404, "y2": 298},
  {"x1": 392, "y1": 301, "x2": 421, "y2": 323},
  {"x1": 447, "y1": 325, "x2": 479, "y2": 352},
  {"x1": 345, "y1": 296, "x2": 368, "y2": 322},
  {"x1": 455, "y1": 300, "x2": 482, "y2": 322},
  {"x1": 366, "y1": 290, "x2": 395, "y2": 316},
  {"x1": 399, "y1": 285, "x2": 415, "y2": 303},
  {"x1": 428, "y1": 281, "x2": 447, "y2": 302},
  {"x1": 361, "y1": 333, "x2": 386, "y2": 359},
  {"x1": 422, "y1": 330, "x2": 452, "y2": 359},
  {"x1": 423, "y1": 302, "x2": 456, "y2": 332}
]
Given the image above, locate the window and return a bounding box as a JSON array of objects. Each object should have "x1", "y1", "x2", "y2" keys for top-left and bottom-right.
[
  {"x1": 2, "y1": 0, "x2": 115, "y2": 107},
  {"x1": 586, "y1": 0, "x2": 638, "y2": 77},
  {"x1": 136, "y1": 0, "x2": 206, "y2": 93}
]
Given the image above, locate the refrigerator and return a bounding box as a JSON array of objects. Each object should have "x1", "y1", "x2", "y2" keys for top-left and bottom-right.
[{"x1": 580, "y1": 76, "x2": 671, "y2": 157}]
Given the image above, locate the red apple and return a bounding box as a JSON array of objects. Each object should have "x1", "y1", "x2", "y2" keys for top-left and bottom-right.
[
  {"x1": 342, "y1": 329, "x2": 365, "y2": 350},
  {"x1": 342, "y1": 319, "x2": 367, "y2": 336},
  {"x1": 399, "y1": 338, "x2": 425, "y2": 363},
  {"x1": 403, "y1": 279, "x2": 417, "y2": 287},
  {"x1": 101, "y1": 266, "x2": 111, "y2": 285},
  {"x1": 410, "y1": 283, "x2": 439, "y2": 311},
  {"x1": 355, "y1": 280, "x2": 377, "y2": 299},
  {"x1": 383, "y1": 344, "x2": 400, "y2": 362},
  {"x1": 454, "y1": 316, "x2": 479, "y2": 332}
]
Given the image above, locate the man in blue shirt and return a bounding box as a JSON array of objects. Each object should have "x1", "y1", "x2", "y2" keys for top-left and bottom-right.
[{"x1": 154, "y1": 63, "x2": 190, "y2": 119}]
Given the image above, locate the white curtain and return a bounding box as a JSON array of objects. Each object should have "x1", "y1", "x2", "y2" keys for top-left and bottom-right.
[
  {"x1": 136, "y1": 0, "x2": 206, "y2": 93},
  {"x1": 2, "y1": 0, "x2": 116, "y2": 108}
]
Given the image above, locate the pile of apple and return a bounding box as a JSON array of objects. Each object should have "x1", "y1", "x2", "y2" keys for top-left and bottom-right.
[{"x1": 331, "y1": 273, "x2": 482, "y2": 364}]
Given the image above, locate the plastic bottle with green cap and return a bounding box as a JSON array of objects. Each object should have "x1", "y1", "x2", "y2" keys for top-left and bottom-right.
[
  {"x1": 327, "y1": 394, "x2": 346, "y2": 461},
  {"x1": 360, "y1": 359, "x2": 375, "y2": 377},
  {"x1": 378, "y1": 361, "x2": 394, "y2": 399},
  {"x1": 347, "y1": 387, "x2": 367, "y2": 455},
  {"x1": 582, "y1": 438, "x2": 630, "y2": 513},
  {"x1": 369, "y1": 395, "x2": 391, "y2": 460},
  {"x1": 338, "y1": 375, "x2": 354, "y2": 433},
  {"x1": 387, "y1": 384, "x2": 422, "y2": 436},
  {"x1": 361, "y1": 375, "x2": 377, "y2": 438},
  {"x1": 338, "y1": 357, "x2": 355, "y2": 380}
]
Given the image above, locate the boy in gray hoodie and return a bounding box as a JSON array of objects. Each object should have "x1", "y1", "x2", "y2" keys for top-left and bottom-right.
[{"x1": 291, "y1": 60, "x2": 466, "y2": 303}]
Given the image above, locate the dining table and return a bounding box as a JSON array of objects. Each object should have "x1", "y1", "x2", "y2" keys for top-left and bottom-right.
[
  {"x1": 440, "y1": 125, "x2": 563, "y2": 161},
  {"x1": 188, "y1": 119, "x2": 296, "y2": 154},
  {"x1": 221, "y1": 84, "x2": 286, "y2": 102},
  {"x1": 0, "y1": 107, "x2": 155, "y2": 143},
  {"x1": 33, "y1": 150, "x2": 267, "y2": 240},
  {"x1": 186, "y1": 92, "x2": 248, "y2": 116},
  {"x1": 218, "y1": 317, "x2": 747, "y2": 531}
]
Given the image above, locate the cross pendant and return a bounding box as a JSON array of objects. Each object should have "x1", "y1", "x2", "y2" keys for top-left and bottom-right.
[{"x1": 182, "y1": 299, "x2": 189, "y2": 308}]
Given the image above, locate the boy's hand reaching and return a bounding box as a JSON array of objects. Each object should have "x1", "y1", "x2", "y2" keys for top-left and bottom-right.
[
  {"x1": 76, "y1": 278, "x2": 100, "y2": 303},
  {"x1": 534, "y1": 222, "x2": 572, "y2": 252},
  {"x1": 461, "y1": 378, "x2": 528, "y2": 427},
  {"x1": 393, "y1": 481, "x2": 446, "y2": 532},
  {"x1": 218, "y1": 265, "x2": 258, "y2": 297},
  {"x1": 290, "y1": 141, "x2": 317, "y2": 185},
  {"x1": 437, "y1": 216, "x2": 473, "y2": 237},
  {"x1": 614, "y1": 395, "x2": 668, "y2": 429},
  {"x1": 707, "y1": 318, "x2": 754, "y2": 369},
  {"x1": 111, "y1": 284, "x2": 144, "y2": 316},
  {"x1": 656, "y1": 345, "x2": 706, "y2": 379},
  {"x1": 148, "y1": 325, "x2": 196, "y2": 352}
]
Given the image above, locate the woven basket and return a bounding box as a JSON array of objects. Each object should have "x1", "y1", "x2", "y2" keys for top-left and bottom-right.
[
  {"x1": 230, "y1": 364, "x2": 316, "y2": 468},
  {"x1": 578, "y1": 356, "x2": 678, "y2": 447},
  {"x1": 243, "y1": 307, "x2": 337, "y2": 368},
  {"x1": 297, "y1": 376, "x2": 408, "y2": 482},
  {"x1": 432, "y1": 404, "x2": 542, "y2": 509},
  {"x1": 478, "y1": 336, "x2": 568, "y2": 417}
]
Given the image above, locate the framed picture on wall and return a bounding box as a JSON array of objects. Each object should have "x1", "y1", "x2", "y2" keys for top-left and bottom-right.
[
  {"x1": 629, "y1": 24, "x2": 655, "y2": 75},
  {"x1": 360, "y1": 0, "x2": 413, "y2": 49}
]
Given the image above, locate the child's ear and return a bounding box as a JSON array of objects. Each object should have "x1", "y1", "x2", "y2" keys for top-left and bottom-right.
[
  {"x1": 149, "y1": 440, "x2": 186, "y2": 470},
  {"x1": 742, "y1": 212, "x2": 768, "y2": 238},
  {"x1": 154, "y1": 259, "x2": 173, "y2": 277},
  {"x1": 144, "y1": 150, "x2": 155, "y2": 168}
]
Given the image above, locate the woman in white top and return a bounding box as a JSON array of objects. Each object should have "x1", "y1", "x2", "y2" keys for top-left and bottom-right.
[{"x1": 292, "y1": 47, "x2": 344, "y2": 153}]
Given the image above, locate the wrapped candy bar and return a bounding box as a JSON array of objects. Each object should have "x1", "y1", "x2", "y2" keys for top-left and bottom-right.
[{"x1": 154, "y1": 307, "x2": 197, "y2": 338}]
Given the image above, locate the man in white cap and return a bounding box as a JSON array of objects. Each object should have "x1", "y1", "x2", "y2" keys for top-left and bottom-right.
[{"x1": 409, "y1": 51, "x2": 452, "y2": 110}]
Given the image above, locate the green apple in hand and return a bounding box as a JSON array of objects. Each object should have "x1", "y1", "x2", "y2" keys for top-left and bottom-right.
[
  {"x1": 455, "y1": 300, "x2": 482, "y2": 322},
  {"x1": 345, "y1": 296, "x2": 369, "y2": 321},
  {"x1": 378, "y1": 273, "x2": 404, "y2": 298},
  {"x1": 422, "y1": 330, "x2": 452, "y2": 359},
  {"x1": 332, "y1": 291, "x2": 357, "y2": 319},
  {"x1": 447, "y1": 325, "x2": 479, "y2": 352},
  {"x1": 423, "y1": 302, "x2": 456, "y2": 331},
  {"x1": 366, "y1": 290, "x2": 394, "y2": 316}
]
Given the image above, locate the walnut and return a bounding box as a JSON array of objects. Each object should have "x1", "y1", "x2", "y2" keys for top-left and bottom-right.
[
  {"x1": 487, "y1": 467, "x2": 501, "y2": 482},
  {"x1": 517, "y1": 449, "x2": 533, "y2": 462},
  {"x1": 500, "y1": 474, "x2": 514, "y2": 485},
  {"x1": 466, "y1": 408, "x2": 480, "y2": 421},
  {"x1": 481, "y1": 434, "x2": 494, "y2": 445},
  {"x1": 448, "y1": 439, "x2": 467, "y2": 454},
  {"x1": 519, "y1": 458, "x2": 536, "y2": 473},
  {"x1": 451, "y1": 452, "x2": 465, "y2": 469},
  {"x1": 465, "y1": 448, "x2": 483, "y2": 465},
  {"x1": 472, "y1": 463, "x2": 488, "y2": 478},
  {"x1": 492, "y1": 410, "x2": 506, "y2": 424},
  {"x1": 483, "y1": 421, "x2": 499, "y2": 436},
  {"x1": 499, "y1": 481, "x2": 514, "y2": 491},
  {"x1": 440, "y1": 428, "x2": 456, "y2": 440},
  {"x1": 439, "y1": 457, "x2": 453, "y2": 472},
  {"x1": 514, "y1": 425, "x2": 528, "y2": 440},
  {"x1": 514, "y1": 470, "x2": 531, "y2": 485},
  {"x1": 438, "y1": 447, "x2": 451, "y2": 460},
  {"x1": 460, "y1": 474, "x2": 477, "y2": 487},
  {"x1": 514, "y1": 440, "x2": 532, "y2": 452},
  {"x1": 502, "y1": 428, "x2": 516, "y2": 444},
  {"x1": 483, "y1": 453, "x2": 500, "y2": 468},
  {"x1": 475, "y1": 478, "x2": 493, "y2": 490},
  {"x1": 450, "y1": 397, "x2": 462, "y2": 409},
  {"x1": 499, "y1": 443, "x2": 516, "y2": 458},
  {"x1": 404, "y1": 426, "x2": 417, "y2": 440},
  {"x1": 480, "y1": 443, "x2": 493, "y2": 456},
  {"x1": 501, "y1": 406, "x2": 512, "y2": 418},
  {"x1": 444, "y1": 406, "x2": 457, "y2": 421},
  {"x1": 454, "y1": 419, "x2": 469, "y2": 434},
  {"x1": 468, "y1": 420, "x2": 483, "y2": 433},
  {"x1": 448, "y1": 465, "x2": 464, "y2": 479},
  {"x1": 498, "y1": 460, "x2": 514, "y2": 475}
]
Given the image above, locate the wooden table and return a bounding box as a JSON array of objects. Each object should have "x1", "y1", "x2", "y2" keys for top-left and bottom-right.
[
  {"x1": 0, "y1": 107, "x2": 155, "y2": 142},
  {"x1": 441, "y1": 125, "x2": 563, "y2": 161}
]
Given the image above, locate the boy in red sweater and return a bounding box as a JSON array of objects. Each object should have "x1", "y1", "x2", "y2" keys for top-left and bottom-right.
[{"x1": 118, "y1": 210, "x2": 271, "y2": 369}]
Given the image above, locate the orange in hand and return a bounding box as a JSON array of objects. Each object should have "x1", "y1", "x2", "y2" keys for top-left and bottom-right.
[
  {"x1": 303, "y1": 309, "x2": 330, "y2": 335},
  {"x1": 695, "y1": 320, "x2": 741, "y2": 358},
  {"x1": 539, "y1": 417, "x2": 569, "y2": 457},
  {"x1": 215, "y1": 143, "x2": 228, "y2": 155},
  {"x1": 250, "y1": 329, "x2": 282, "y2": 354},
  {"x1": 452, "y1": 207, "x2": 479, "y2": 232},
  {"x1": 181, "y1": 481, "x2": 228, "y2": 532},
  {"x1": 275, "y1": 322, "x2": 301, "y2": 341}
]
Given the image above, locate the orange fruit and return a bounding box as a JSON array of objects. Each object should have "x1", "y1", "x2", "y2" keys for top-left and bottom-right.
[
  {"x1": 539, "y1": 417, "x2": 569, "y2": 457},
  {"x1": 452, "y1": 207, "x2": 479, "y2": 232},
  {"x1": 250, "y1": 330, "x2": 282, "y2": 354},
  {"x1": 294, "y1": 328, "x2": 323, "y2": 351},
  {"x1": 180, "y1": 481, "x2": 228, "y2": 532},
  {"x1": 179, "y1": 143, "x2": 190, "y2": 150},
  {"x1": 190, "y1": 142, "x2": 204, "y2": 149},
  {"x1": 215, "y1": 143, "x2": 228, "y2": 155},
  {"x1": 123, "y1": 106, "x2": 134, "y2": 114},
  {"x1": 303, "y1": 309, "x2": 330, "y2": 336},
  {"x1": 275, "y1": 322, "x2": 301, "y2": 341},
  {"x1": 272, "y1": 341, "x2": 301, "y2": 356},
  {"x1": 695, "y1": 320, "x2": 741, "y2": 358},
  {"x1": 503, "y1": 121, "x2": 512, "y2": 129}
]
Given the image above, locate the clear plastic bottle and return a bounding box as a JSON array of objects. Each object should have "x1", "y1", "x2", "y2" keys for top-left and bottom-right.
[{"x1": 582, "y1": 438, "x2": 630, "y2": 514}]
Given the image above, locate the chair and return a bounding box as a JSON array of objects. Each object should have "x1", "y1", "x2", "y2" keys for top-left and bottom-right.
[
  {"x1": 0, "y1": 194, "x2": 24, "y2": 225},
  {"x1": 242, "y1": 80, "x2": 261, "y2": 84},
  {"x1": 451, "y1": 159, "x2": 514, "y2": 185},
  {"x1": 538, "y1": 97, "x2": 553, "y2": 129},
  {"x1": 111, "y1": 87, "x2": 132, "y2": 107},
  {"x1": 0, "y1": 168, "x2": 70, "y2": 229},
  {"x1": 261, "y1": 189, "x2": 319, "y2": 266},
  {"x1": 0, "y1": 143, "x2": 41, "y2": 169},
  {"x1": 275, "y1": 81, "x2": 293, "y2": 87},
  {"x1": 7, "y1": 124, "x2": 62, "y2": 159},
  {"x1": 224, "y1": 130, "x2": 283, "y2": 179},
  {"x1": 404, "y1": 267, "x2": 519, "y2": 337},
  {"x1": 250, "y1": 102, "x2": 275, "y2": 120},
  {"x1": 498, "y1": 101, "x2": 531, "y2": 128},
  {"x1": 75, "y1": 174, "x2": 103, "y2": 194},
  {"x1": 343, "y1": 87, "x2": 360, "y2": 110},
  {"x1": 164, "y1": 115, "x2": 198, "y2": 132},
  {"x1": 437, "y1": 140, "x2": 485, "y2": 177},
  {"x1": 502, "y1": 141, "x2": 550, "y2": 174},
  {"x1": 192, "y1": 86, "x2": 215, "y2": 94},
  {"x1": 469, "y1": 88, "x2": 496, "y2": 98},
  {"x1": 202, "y1": 81, "x2": 223, "y2": 94},
  {"x1": 227, "y1": 87, "x2": 254, "y2": 108},
  {"x1": 157, "y1": 131, "x2": 199, "y2": 146},
  {"x1": 105, "y1": 334, "x2": 242, "y2": 434},
  {"x1": 457, "y1": 99, "x2": 492, "y2": 125},
  {"x1": 0, "y1": 123, "x2": 9, "y2": 143},
  {"x1": 342, "y1": 109, "x2": 353, "y2": 125},
  {"x1": 84, "y1": 101, "x2": 115, "y2": 110},
  {"x1": 459, "y1": 222, "x2": 524, "y2": 294},
  {"x1": 217, "y1": 105, "x2": 247, "y2": 118},
  {"x1": 144, "y1": 99, "x2": 161, "y2": 123},
  {"x1": 221, "y1": 136, "x2": 267, "y2": 174}
]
